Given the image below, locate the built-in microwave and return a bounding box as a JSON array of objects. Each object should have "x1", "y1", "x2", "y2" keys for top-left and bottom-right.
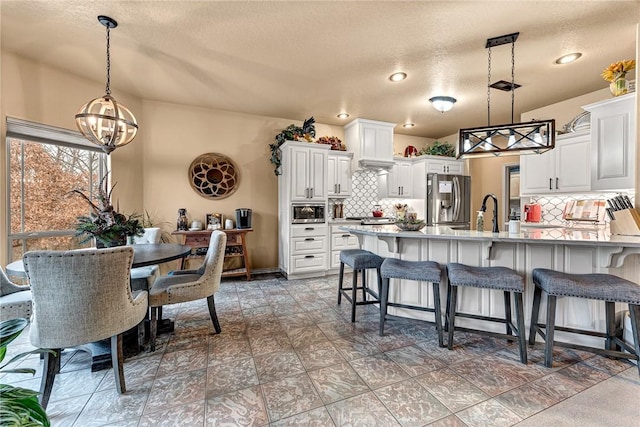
[{"x1": 292, "y1": 203, "x2": 325, "y2": 224}]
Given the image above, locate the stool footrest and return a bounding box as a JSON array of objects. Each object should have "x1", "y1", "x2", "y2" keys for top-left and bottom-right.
[
  {"x1": 387, "y1": 302, "x2": 436, "y2": 314},
  {"x1": 531, "y1": 340, "x2": 638, "y2": 360},
  {"x1": 452, "y1": 326, "x2": 520, "y2": 342},
  {"x1": 452, "y1": 311, "x2": 508, "y2": 325},
  {"x1": 533, "y1": 322, "x2": 620, "y2": 339}
]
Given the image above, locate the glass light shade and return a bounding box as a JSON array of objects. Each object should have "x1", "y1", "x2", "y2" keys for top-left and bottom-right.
[
  {"x1": 429, "y1": 96, "x2": 457, "y2": 113},
  {"x1": 75, "y1": 94, "x2": 138, "y2": 154}
]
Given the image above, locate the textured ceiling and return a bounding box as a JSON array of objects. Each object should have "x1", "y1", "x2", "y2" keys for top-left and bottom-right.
[{"x1": 1, "y1": 1, "x2": 637, "y2": 138}]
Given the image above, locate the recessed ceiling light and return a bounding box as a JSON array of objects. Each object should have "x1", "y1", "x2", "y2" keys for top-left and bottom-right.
[
  {"x1": 389, "y1": 72, "x2": 407, "y2": 82},
  {"x1": 402, "y1": 123, "x2": 415, "y2": 128},
  {"x1": 554, "y1": 52, "x2": 582, "y2": 65},
  {"x1": 337, "y1": 113, "x2": 350, "y2": 119}
]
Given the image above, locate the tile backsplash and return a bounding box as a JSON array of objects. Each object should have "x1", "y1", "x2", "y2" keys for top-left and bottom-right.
[
  {"x1": 530, "y1": 191, "x2": 635, "y2": 225},
  {"x1": 330, "y1": 169, "x2": 398, "y2": 218}
]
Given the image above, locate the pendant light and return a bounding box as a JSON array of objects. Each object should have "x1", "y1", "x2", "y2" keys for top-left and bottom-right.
[
  {"x1": 75, "y1": 15, "x2": 138, "y2": 154},
  {"x1": 458, "y1": 32, "x2": 555, "y2": 158}
]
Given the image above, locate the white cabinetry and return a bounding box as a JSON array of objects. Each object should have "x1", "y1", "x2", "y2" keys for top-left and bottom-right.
[
  {"x1": 289, "y1": 224, "x2": 327, "y2": 275},
  {"x1": 328, "y1": 224, "x2": 360, "y2": 270},
  {"x1": 344, "y1": 118, "x2": 396, "y2": 170},
  {"x1": 383, "y1": 159, "x2": 413, "y2": 198},
  {"x1": 284, "y1": 141, "x2": 329, "y2": 202},
  {"x1": 424, "y1": 156, "x2": 465, "y2": 175},
  {"x1": 520, "y1": 132, "x2": 591, "y2": 195},
  {"x1": 327, "y1": 151, "x2": 353, "y2": 198},
  {"x1": 583, "y1": 93, "x2": 636, "y2": 191}
]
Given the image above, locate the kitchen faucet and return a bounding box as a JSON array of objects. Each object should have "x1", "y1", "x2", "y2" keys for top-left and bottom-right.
[{"x1": 481, "y1": 193, "x2": 499, "y2": 233}]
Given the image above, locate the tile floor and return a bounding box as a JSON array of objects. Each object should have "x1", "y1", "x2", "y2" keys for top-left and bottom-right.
[{"x1": 3, "y1": 273, "x2": 639, "y2": 427}]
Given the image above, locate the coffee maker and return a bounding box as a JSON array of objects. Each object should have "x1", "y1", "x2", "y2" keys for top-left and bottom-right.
[{"x1": 236, "y1": 208, "x2": 252, "y2": 229}]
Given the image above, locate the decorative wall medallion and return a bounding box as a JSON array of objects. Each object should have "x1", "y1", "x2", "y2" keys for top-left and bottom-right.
[{"x1": 188, "y1": 153, "x2": 239, "y2": 199}]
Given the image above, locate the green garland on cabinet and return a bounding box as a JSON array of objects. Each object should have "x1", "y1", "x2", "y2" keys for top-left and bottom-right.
[{"x1": 269, "y1": 117, "x2": 316, "y2": 175}]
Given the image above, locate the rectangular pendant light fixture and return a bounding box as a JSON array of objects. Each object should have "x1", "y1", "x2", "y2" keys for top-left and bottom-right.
[
  {"x1": 458, "y1": 119, "x2": 555, "y2": 158},
  {"x1": 457, "y1": 32, "x2": 556, "y2": 159}
]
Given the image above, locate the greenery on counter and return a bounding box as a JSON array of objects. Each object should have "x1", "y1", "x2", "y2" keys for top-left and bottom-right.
[{"x1": 419, "y1": 140, "x2": 456, "y2": 157}]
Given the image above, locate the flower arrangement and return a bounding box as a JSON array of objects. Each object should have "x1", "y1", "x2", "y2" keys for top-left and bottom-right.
[
  {"x1": 269, "y1": 117, "x2": 316, "y2": 175},
  {"x1": 601, "y1": 59, "x2": 635, "y2": 82},
  {"x1": 419, "y1": 140, "x2": 456, "y2": 157},
  {"x1": 69, "y1": 174, "x2": 144, "y2": 247},
  {"x1": 316, "y1": 136, "x2": 344, "y2": 150}
]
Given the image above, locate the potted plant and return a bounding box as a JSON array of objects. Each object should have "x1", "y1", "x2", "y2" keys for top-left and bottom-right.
[
  {"x1": 0, "y1": 318, "x2": 51, "y2": 426},
  {"x1": 269, "y1": 117, "x2": 316, "y2": 175},
  {"x1": 419, "y1": 140, "x2": 456, "y2": 157},
  {"x1": 70, "y1": 175, "x2": 144, "y2": 248}
]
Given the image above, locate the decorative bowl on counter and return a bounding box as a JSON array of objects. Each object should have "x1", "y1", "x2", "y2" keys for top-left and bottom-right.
[{"x1": 395, "y1": 219, "x2": 426, "y2": 231}]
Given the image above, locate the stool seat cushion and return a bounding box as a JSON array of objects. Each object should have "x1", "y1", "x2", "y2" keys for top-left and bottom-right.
[
  {"x1": 381, "y1": 258, "x2": 442, "y2": 283},
  {"x1": 447, "y1": 263, "x2": 524, "y2": 292},
  {"x1": 340, "y1": 249, "x2": 384, "y2": 270},
  {"x1": 532, "y1": 268, "x2": 640, "y2": 304}
]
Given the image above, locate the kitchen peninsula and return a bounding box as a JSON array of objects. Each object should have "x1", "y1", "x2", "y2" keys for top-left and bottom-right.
[{"x1": 340, "y1": 224, "x2": 640, "y2": 347}]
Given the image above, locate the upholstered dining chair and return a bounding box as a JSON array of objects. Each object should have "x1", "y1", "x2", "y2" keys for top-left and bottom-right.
[
  {"x1": 130, "y1": 227, "x2": 162, "y2": 291},
  {"x1": 148, "y1": 230, "x2": 226, "y2": 351},
  {"x1": 23, "y1": 246, "x2": 148, "y2": 409},
  {"x1": 0, "y1": 267, "x2": 32, "y2": 321}
]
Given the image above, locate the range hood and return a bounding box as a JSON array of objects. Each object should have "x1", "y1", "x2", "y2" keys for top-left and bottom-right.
[{"x1": 344, "y1": 118, "x2": 396, "y2": 172}]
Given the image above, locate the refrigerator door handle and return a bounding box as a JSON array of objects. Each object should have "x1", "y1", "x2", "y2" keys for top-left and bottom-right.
[{"x1": 453, "y1": 176, "x2": 461, "y2": 221}]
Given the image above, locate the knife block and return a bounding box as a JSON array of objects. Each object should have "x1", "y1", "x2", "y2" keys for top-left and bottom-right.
[{"x1": 610, "y1": 208, "x2": 640, "y2": 236}]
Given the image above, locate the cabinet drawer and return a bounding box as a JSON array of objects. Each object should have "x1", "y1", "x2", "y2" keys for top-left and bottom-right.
[
  {"x1": 331, "y1": 233, "x2": 359, "y2": 250},
  {"x1": 292, "y1": 236, "x2": 327, "y2": 254},
  {"x1": 291, "y1": 253, "x2": 326, "y2": 273},
  {"x1": 184, "y1": 235, "x2": 210, "y2": 248},
  {"x1": 330, "y1": 251, "x2": 341, "y2": 269},
  {"x1": 291, "y1": 225, "x2": 327, "y2": 238}
]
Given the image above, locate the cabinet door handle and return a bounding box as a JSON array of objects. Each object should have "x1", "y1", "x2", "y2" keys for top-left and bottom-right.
[
  {"x1": 305, "y1": 238, "x2": 315, "y2": 241},
  {"x1": 549, "y1": 178, "x2": 552, "y2": 190},
  {"x1": 338, "y1": 183, "x2": 341, "y2": 193},
  {"x1": 305, "y1": 255, "x2": 315, "y2": 259},
  {"x1": 555, "y1": 177, "x2": 559, "y2": 190},
  {"x1": 341, "y1": 234, "x2": 351, "y2": 238},
  {"x1": 305, "y1": 227, "x2": 315, "y2": 231},
  {"x1": 310, "y1": 188, "x2": 314, "y2": 198}
]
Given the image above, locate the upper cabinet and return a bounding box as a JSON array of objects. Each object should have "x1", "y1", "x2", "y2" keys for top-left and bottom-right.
[
  {"x1": 344, "y1": 118, "x2": 396, "y2": 171},
  {"x1": 281, "y1": 141, "x2": 330, "y2": 202},
  {"x1": 328, "y1": 151, "x2": 353, "y2": 198},
  {"x1": 520, "y1": 132, "x2": 591, "y2": 195},
  {"x1": 583, "y1": 93, "x2": 636, "y2": 191},
  {"x1": 423, "y1": 156, "x2": 465, "y2": 175},
  {"x1": 383, "y1": 158, "x2": 413, "y2": 198}
]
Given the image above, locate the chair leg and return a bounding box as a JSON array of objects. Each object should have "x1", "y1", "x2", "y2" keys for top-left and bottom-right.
[
  {"x1": 605, "y1": 301, "x2": 617, "y2": 351},
  {"x1": 447, "y1": 285, "x2": 458, "y2": 350},
  {"x1": 529, "y1": 285, "x2": 542, "y2": 346},
  {"x1": 627, "y1": 304, "x2": 640, "y2": 376},
  {"x1": 351, "y1": 269, "x2": 358, "y2": 322},
  {"x1": 111, "y1": 334, "x2": 126, "y2": 393},
  {"x1": 39, "y1": 349, "x2": 60, "y2": 409},
  {"x1": 207, "y1": 295, "x2": 222, "y2": 334},
  {"x1": 150, "y1": 306, "x2": 158, "y2": 352},
  {"x1": 379, "y1": 277, "x2": 389, "y2": 336},
  {"x1": 137, "y1": 321, "x2": 145, "y2": 352},
  {"x1": 514, "y1": 292, "x2": 527, "y2": 364},
  {"x1": 544, "y1": 294, "x2": 557, "y2": 368},
  {"x1": 361, "y1": 269, "x2": 367, "y2": 302},
  {"x1": 444, "y1": 282, "x2": 452, "y2": 332},
  {"x1": 337, "y1": 262, "x2": 345, "y2": 305},
  {"x1": 432, "y1": 282, "x2": 444, "y2": 348},
  {"x1": 504, "y1": 291, "x2": 513, "y2": 338}
]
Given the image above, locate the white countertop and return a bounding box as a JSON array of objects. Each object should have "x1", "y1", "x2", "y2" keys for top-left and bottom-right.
[{"x1": 338, "y1": 224, "x2": 640, "y2": 247}]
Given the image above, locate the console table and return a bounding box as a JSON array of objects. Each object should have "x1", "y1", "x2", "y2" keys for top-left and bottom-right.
[{"x1": 172, "y1": 229, "x2": 253, "y2": 280}]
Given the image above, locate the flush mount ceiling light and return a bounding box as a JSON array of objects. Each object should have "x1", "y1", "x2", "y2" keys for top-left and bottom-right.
[
  {"x1": 389, "y1": 72, "x2": 407, "y2": 82},
  {"x1": 75, "y1": 15, "x2": 138, "y2": 154},
  {"x1": 429, "y1": 96, "x2": 456, "y2": 113},
  {"x1": 402, "y1": 123, "x2": 415, "y2": 128},
  {"x1": 337, "y1": 113, "x2": 350, "y2": 119},
  {"x1": 458, "y1": 32, "x2": 555, "y2": 159},
  {"x1": 555, "y1": 52, "x2": 582, "y2": 65}
]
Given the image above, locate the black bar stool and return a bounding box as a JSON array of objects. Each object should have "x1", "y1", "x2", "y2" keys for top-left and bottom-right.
[
  {"x1": 380, "y1": 258, "x2": 445, "y2": 347},
  {"x1": 446, "y1": 263, "x2": 527, "y2": 364},
  {"x1": 529, "y1": 268, "x2": 640, "y2": 375},
  {"x1": 337, "y1": 249, "x2": 383, "y2": 322}
]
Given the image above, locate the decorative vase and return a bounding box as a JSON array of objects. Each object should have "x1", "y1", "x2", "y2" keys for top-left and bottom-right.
[
  {"x1": 610, "y1": 75, "x2": 628, "y2": 97},
  {"x1": 95, "y1": 236, "x2": 127, "y2": 248}
]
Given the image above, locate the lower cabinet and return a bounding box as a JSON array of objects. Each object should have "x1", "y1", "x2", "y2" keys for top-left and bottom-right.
[
  {"x1": 288, "y1": 224, "x2": 327, "y2": 276},
  {"x1": 329, "y1": 224, "x2": 359, "y2": 269}
]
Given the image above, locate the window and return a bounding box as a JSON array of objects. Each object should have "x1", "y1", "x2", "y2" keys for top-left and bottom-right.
[{"x1": 6, "y1": 117, "x2": 108, "y2": 262}]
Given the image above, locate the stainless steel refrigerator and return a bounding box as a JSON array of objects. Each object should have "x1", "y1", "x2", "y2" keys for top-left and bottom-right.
[{"x1": 426, "y1": 173, "x2": 471, "y2": 229}]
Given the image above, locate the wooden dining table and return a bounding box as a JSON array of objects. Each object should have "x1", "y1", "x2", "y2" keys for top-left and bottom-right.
[{"x1": 5, "y1": 243, "x2": 192, "y2": 371}]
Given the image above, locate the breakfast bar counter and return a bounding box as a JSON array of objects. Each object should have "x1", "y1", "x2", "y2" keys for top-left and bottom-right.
[{"x1": 339, "y1": 224, "x2": 640, "y2": 347}]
